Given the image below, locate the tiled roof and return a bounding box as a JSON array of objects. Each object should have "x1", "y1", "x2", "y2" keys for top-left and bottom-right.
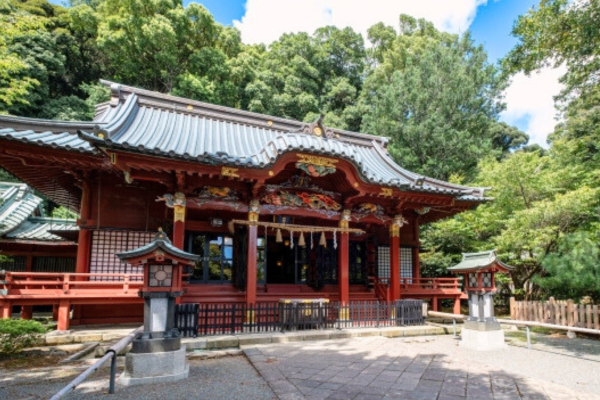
[
  {"x1": 447, "y1": 250, "x2": 514, "y2": 272},
  {"x1": 0, "y1": 182, "x2": 42, "y2": 235},
  {"x1": 0, "y1": 81, "x2": 489, "y2": 200},
  {"x1": 5, "y1": 217, "x2": 78, "y2": 241},
  {"x1": 0, "y1": 182, "x2": 78, "y2": 242},
  {"x1": 117, "y1": 230, "x2": 200, "y2": 262}
]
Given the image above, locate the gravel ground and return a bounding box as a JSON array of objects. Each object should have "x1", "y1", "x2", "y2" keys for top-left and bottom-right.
[{"x1": 0, "y1": 356, "x2": 276, "y2": 400}]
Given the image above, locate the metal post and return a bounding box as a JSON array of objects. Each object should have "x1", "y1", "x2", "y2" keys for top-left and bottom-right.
[
  {"x1": 108, "y1": 350, "x2": 117, "y2": 394},
  {"x1": 526, "y1": 326, "x2": 531, "y2": 349},
  {"x1": 453, "y1": 319, "x2": 457, "y2": 338}
]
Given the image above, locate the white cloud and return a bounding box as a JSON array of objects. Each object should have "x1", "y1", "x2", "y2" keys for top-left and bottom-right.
[
  {"x1": 500, "y1": 66, "x2": 566, "y2": 147},
  {"x1": 234, "y1": 0, "x2": 488, "y2": 46}
]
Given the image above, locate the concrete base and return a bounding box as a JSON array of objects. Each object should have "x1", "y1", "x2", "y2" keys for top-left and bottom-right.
[
  {"x1": 460, "y1": 328, "x2": 506, "y2": 351},
  {"x1": 118, "y1": 345, "x2": 189, "y2": 386}
]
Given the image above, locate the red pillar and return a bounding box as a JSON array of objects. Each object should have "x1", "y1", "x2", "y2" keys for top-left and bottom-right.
[
  {"x1": 432, "y1": 297, "x2": 439, "y2": 312},
  {"x1": 389, "y1": 235, "x2": 400, "y2": 302},
  {"x1": 453, "y1": 297, "x2": 461, "y2": 314},
  {"x1": 75, "y1": 229, "x2": 91, "y2": 275},
  {"x1": 246, "y1": 225, "x2": 258, "y2": 306},
  {"x1": 173, "y1": 220, "x2": 185, "y2": 250},
  {"x1": 75, "y1": 181, "x2": 92, "y2": 278},
  {"x1": 1, "y1": 302, "x2": 12, "y2": 319},
  {"x1": 338, "y1": 232, "x2": 350, "y2": 305},
  {"x1": 20, "y1": 306, "x2": 32, "y2": 320},
  {"x1": 57, "y1": 300, "x2": 70, "y2": 331},
  {"x1": 412, "y1": 216, "x2": 420, "y2": 279}
]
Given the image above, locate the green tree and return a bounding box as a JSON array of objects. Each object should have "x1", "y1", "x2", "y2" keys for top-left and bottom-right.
[
  {"x1": 360, "y1": 15, "x2": 510, "y2": 181},
  {"x1": 536, "y1": 231, "x2": 600, "y2": 302},
  {"x1": 95, "y1": 0, "x2": 235, "y2": 95},
  {"x1": 0, "y1": 1, "x2": 44, "y2": 113},
  {"x1": 504, "y1": 0, "x2": 600, "y2": 103},
  {"x1": 245, "y1": 26, "x2": 366, "y2": 130}
]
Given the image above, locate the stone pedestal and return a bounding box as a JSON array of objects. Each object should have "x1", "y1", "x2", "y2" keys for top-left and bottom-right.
[
  {"x1": 460, "y1": 327, "x2": 506, "y2": 351},
  {"x1": 118, "y1": 345, "x2": 189, "y2": 386}
]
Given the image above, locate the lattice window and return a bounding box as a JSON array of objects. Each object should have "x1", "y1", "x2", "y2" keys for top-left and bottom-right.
[
  {"x1": 0, "y1": 256, "x2": 26, "y2": 272},
  {"x1": 89, "y1": 230, "x2": 154, "y2": 280},
  {"x1": 469, "y1": 273, "x2": 478, "y2": 288},
  {"x1": 482, "y1": 272, "x2": 492, "y2": 288},
  {"x1": 401, "y1": 247, "x2": 413, "y2": 279},
  {"x1": 378, "y1": 246, "x2": 413, "y2": 282},
  {"x1": 377, "y1": 246, "x2": 390, "y2": 283}
]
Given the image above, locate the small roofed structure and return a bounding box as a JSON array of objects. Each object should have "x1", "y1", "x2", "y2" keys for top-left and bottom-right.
[
  {"x1": 117, "y1": 229, "x2": 199, "y2": 291},
  {"x1": 449, "y1": 250, "x2": 514, "y2": 351},
  {"x1": 116, "y1": 229, "x2": 196, "y2": 385},
  {"x1": 448, "y1": 250, "x2": 514, "y2": 293}
]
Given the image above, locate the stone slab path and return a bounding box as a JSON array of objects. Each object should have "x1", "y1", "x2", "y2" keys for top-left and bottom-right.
[{"x1": 243, "y1": 335, "x2": 600, "y2": 400}]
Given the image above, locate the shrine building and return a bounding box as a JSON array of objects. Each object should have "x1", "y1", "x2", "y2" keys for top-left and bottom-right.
[{"x1": 0, "y1": 81, "x2": 488, "y2": 329}]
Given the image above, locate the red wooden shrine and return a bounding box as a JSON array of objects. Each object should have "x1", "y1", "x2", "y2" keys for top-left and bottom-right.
[{"x1": 0, "y1": 82, "x2": 489, "y2": 329}]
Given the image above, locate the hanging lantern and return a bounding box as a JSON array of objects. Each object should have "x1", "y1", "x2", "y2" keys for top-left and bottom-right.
[
  {"x1": 299, "y1": 232, "x2": 306, "y2": 247},
  {"x1": 290, "y1": 230, "x2": 294, "y2": 249},
  {"x1": 310, "y1": 231, "x2": 314, "y2": 249},
  {"x1": 319, "y1": 231, "x2": 327, "y2": 247},
  {"x1": 333, "y1": 229, "x2": 338, "y2": 249},
  {"x1": 276, "y1": 229, "x2": 283, "y2": 243}
]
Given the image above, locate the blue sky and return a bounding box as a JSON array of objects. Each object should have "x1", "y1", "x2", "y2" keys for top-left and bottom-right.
[{"x1": 52, "y1": 0, "x2": 562, "y2": 146}]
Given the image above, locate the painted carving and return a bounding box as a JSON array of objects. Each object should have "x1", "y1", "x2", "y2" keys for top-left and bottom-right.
[
  {"x1": 355, "y1": 203, "x2": 385, "y2": 216},
  {"x1": 295, "y1": 154, "x2": 338, "y2": 177},
  {"x1": 156, "y1": 192, "x2": 186, "y2": 222},
  {"x1": 380, "y1": 188, "x2": 393, "y2": 197},
  {"x1": 195, "y1": 186, "x2": 239, "y2": 200},
  {"x1": 262, "y1": 190, "x2": 341, "y2": 211},
  {"x1": 157, "y1": 192, "x2": 186, "y2": 207},
  {"x1": 266, "y1": 174, "x2": 339, "y2": 198},
  {"x1": 415, "y1": 206, "x2": 431, "y2": 215}
]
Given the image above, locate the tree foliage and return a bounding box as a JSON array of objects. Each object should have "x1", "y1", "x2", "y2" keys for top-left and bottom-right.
[{"x1": 360, "y1": 15, "x2": 515, "y2": 181}]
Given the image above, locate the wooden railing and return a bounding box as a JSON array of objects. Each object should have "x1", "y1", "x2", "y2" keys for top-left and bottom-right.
[
  {"x1": 369, "y1": 277, "x2": 390, "y2": 302},
  {"x1": 1, "y1": 271, "x2": 144, "y2": 298},
  {"x1": 400, "y1": 278, "x2": 459, "y2": 292}
]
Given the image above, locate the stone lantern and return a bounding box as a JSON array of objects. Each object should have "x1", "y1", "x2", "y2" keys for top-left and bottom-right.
[
  {"x1": 448, "y1": 250, "x2": 514, "y2": 351},
  {"x1": 116, "y1": 228, "x2": 200, "y2": 385}
]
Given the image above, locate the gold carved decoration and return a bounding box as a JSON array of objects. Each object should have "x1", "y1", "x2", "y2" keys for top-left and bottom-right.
[
  {"x1": 313, "y1": 127, "x2": 322, "y2": 136},
  {"x1": 389, "y1": 214, "x2": 408, "y2": 237},
  {"x1": 339, "y1": 209, "x2": 351, "y2": 229},
  {"x1": 268, "y1": 171, "x2": 274, "y2": 176},
  {"x1": 222, "y1": 166, "x2": 240, "y2": 178},
  {"x1": 110, "y1": 153, "x2": 117, "y2": 164},
  {"x1": 156, "y1": 192, "x2": 186, "y2": 223},
  {"x1": 186, "y1": 105, "x2": 194, "y2": 110},
  {"x1": 380, "y1": 188, "x2": 393, "y2": 197},
  {"x1": 174, "y1": 205, "x2": 186, "y2": 223},
  {"x1": 248, "y1": 199, "x2": 260, "y2": 222},
  {"x1": 296, "y1": 154, "x2": 338, "y2": 168}
]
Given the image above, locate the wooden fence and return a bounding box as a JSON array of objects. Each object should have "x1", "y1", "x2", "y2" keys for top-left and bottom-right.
[{"x1": 510, "y1": 297, "x2": 600, "y2": 330}]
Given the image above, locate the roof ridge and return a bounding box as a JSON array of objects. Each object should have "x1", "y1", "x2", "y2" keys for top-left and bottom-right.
[{"x1": 100, "y1": 80, "x2": 390, "y2": 146}]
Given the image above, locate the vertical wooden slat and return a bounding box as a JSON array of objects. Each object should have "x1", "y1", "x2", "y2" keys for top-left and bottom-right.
[
  {"x1": 594, "y1": 305, "x2": 599, "y2": 330},
  {"x1": 567, "y1": 300, "x2": 574, "y2": 327}
]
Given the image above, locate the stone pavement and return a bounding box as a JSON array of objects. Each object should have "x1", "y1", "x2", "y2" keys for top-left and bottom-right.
[{"x1": 243, "y1": 335, "x2": 600, "y2": 400}]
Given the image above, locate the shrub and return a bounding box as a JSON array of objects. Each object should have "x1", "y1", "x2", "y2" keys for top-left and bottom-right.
[{"x1": 0, "y1": 319, "x2": 47, "y2": 354}]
